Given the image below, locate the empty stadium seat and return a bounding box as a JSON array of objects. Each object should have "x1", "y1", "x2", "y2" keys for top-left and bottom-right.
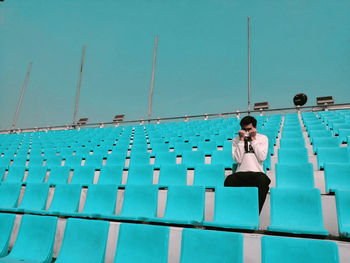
[
  {"x1": 0, "y1": 213, "x2": 16, "y2": 257},
  {"x1": 204, "y1": 187, "x2": 259, "y2": 230},
  {"x1": 64, "y1": 155, "x2": 83, "y2": 168},
  {"x1": 70, "y1": 166, "x2": 96, "y2": 186},
  {"x1": 113, "y1": 223, "x2": 169, "y2": 263},
  {"x1": 0, "y1": 215, "x2": 57, "y2": 263},
  {"x1": 275, "y1": 163, "x2": 314, "y2": 188},
  {"x1": 47, "y1": 184, "x2": 81, "y2": 216},
  {"x1": 193, "y1": 164, "x2": 225, "y2": 188},
  {"x1": 338, "y1": 128, "x2": 350, "y2": 143},
  {"x1": 16, "y1": 183, "x2": 49, "y2": 213},
  {"x1": 268, "y1": 188, "x2": 328, "y2": 235},
  {"x1": 154, "y1": 185, "x2": 205, "y2": 225},
  {"x1": 179, "y1": 228, "x2": 243, "y2": 263},
  {"x1": 81, "y1": 184, "x2": 118, "y2": 218},
  {"x1": 153, "y1": 152, "x2": 177, "y2": 168},
  {"x1": 158, "y1": 164, "x2": 187, "y2": 186},
  {"x1": 181, "y1": 151, "x2": 205, "y2": 167},
  {"x1": 126, "y1": 165, "x2": 154, "y2": 185},
  {"x1": 174, "y1": 142, "x2": 193, "y2": 155},
  {"x1": 196, "y1": 141, "x2": 217, "y2": 155},
  {"x1": 84, "y1": 154, "x2": 104, "y2": 169},
  {"x1": 105, "y1": 153, "x2": 127, "y2": 167},
  {"x1": 97, "y1": 165, "x2": 124, "y2": 185},
  {"x1": 44, "y1": 155, "x2": 63, "y2": 168},
  {"x1": 279, "y1": 138, "x2": 306, "y2": 148},
  {"x1": 261, "y1": 235, "x2": 339, "y2": 263},
  {"x1": 0, "y1": 183, "x2": 22, "y2": 210},
  {"x1": 25, "y1": 166, "x2": 47, "y2": 183},
  {"x1": 114, "y1": 185, "x2": 158, "y2": 221},
  {"x1": 210, "y1": 150, "x2": 235, "y2": 169},
  {"x1": 335, "y1": 190, "x2": 350, "y2": 238},
  {"x1": 55, "y1": 218, "x2": 109, "y2": 263},
  {"x1": 317, "y1": 147, "x2": 349, "y2": 170},
  {"x1": 5, "y1": 167, "x2": 25, "y2": 183},
  {"x1": 47, "y1": 166, "x2": 70, "y2": 185},
  {"x1": 277, "y1": 148, "x2": 309, "y2": 164},
  {"x1": 312, "y1": 137, "x2": 340, "y2": 154},
  {"x1": 324, "y1": 163, "x2": 350, "y2": 192}
]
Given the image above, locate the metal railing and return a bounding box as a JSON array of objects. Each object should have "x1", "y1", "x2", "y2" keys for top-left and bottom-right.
[{"x1": 1, "y1": 102, "x2": 350, "y2": 134}]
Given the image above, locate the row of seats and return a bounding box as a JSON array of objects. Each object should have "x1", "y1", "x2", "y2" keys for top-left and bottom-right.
[
  {"x1": 0, "y1": 214, "x2": 340, "y2": 263},
  {"x1": 1, "y1": 182, "x2": 346, "y2": 236}
]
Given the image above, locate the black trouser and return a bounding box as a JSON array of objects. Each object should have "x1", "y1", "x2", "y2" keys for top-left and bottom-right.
[{"x1": 224, "y1": 172, "x2": 271, "y2": 214}]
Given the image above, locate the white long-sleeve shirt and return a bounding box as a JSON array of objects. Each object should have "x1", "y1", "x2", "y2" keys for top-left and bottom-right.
[{"x1": 232, "y1": 133, "x2": 268, "y2": 173}]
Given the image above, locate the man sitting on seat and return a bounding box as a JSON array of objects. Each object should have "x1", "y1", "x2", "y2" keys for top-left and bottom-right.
[{"x1": 224, "y1": 115, "x2": 271, "y2": 213}]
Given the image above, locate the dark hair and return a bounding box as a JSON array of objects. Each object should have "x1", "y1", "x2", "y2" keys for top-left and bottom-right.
[{"x1": 240, "y1": 115, "x2": 257, "y2": 128}]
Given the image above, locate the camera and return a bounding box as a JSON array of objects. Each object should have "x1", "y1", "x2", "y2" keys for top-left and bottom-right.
[{"x1": 244, "y1": 132, "x2": 251, "y2": 141}]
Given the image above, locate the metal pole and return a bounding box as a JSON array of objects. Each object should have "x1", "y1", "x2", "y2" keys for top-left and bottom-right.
[
  {"x1": 148, "y1": 34, "x2": 158, "y2": 120},
  {"x1": 73, "y1": 45, "x2": 86, "y2": 126},
  {"x1": 11, "y1": 62, "x2": 32, "y2": 130},
  {"x1": 248, "y1": 16, "x2": 251, "y2": 114}
]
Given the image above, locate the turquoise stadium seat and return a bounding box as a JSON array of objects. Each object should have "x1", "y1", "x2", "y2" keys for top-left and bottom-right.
[
  {"x1": 154, "y1": 152, "x2": 177, "y2": 168},
  {"x1": 158, "y1": 164, "x2": 187, "y2": 186},
  {"x1": 204, "y1": 187, "x2": 259, "y2": 230},
  {"x1": 268, "y1": 188, "x2": 328, "y2": 235},
  {"x1": 25, "y1": 166, "x2": 47, "y2": 183},
  {"x1": 317, "y1": 147, "x2": 349, "y2": 170},
  {"x1": 0, "y1": 183, "x2": 22, "y2": 210},
  {"x1": 0, "y1": 215, "x2": 57, "y2": 263},
  {"x1": 113, "y1": 223, "x2": 169, "y2": 263},
  {"x1": 312, "y1": 137, "x2": 340, "y2": 154},
  {"x1": 47, "y1": 184, "x2": 81, "y2": 216},
  {"x1": 308, "y1": 129, "x2": 333, "y2": 143},
  {"x1": 55, "y1": 218, "x2": 109, "y2": 263},
  {"x1": 105, "y1": 153, "x2": 127, "y2": 167},
  {"x1": 261, "y1": 235, "x2": 339, "y2": 263},
  {"x1": 92, "y1": 146, "x2": 110, "y2": 158},
  {"x1": 181, "y1": 150, "x2": 205, "y2": 167},
  {"x1": 5, "y1": 167, "x2": 25, "y2": 183},
  {"x1": 71, "y1": 166, "x2": 95, "y2": 186},
  {"x1": 335, "y1": 190, "x2": 350, "y2": 238},
  {"x1": 279, "y1": 138, "x2": 306, "y2": 148},
  {"x1": 279, "y1": 131, "x2": 303, "y2": 139},
  {"x1": 154, "y1": 185, "x2": 205, "y2": 225},
  {"x1": 114, "y1": 185, "x2": 158, "y2": 221},
  {"x1": 27, "y1": 156, "x2": 44, "y2": 168},
  {"x1": 179, "y1": 228, "x2": 243, "y2": 263},
  {"x1": 81, "y1": 184, "x2": 118, "y2": 218},
  {"x1": 151, "y1": 142, "x2": 170, "y2": 154},
  {"x1": 64, "y1": 154, "x2": 83, "y2": 168},
  {"x1": 10, "y1": 157, "x2": 27, "y2": 168},
  {"x1": 128, "y1": 152, "x2": 151, "y2": 166},
  {"x1": 0, "y1": 213, "x2": 16, "y2": 257},
  {"x1": 193, "y1": 164, "x2": 224, "y2": 188},
  {"x1": 338, "y1": 128, "x2": 350, "y2": 143},
  {"x1": 277, "y1": 148, "x2": 309, "y2": 164},
  {"x1": 126, "y1": 165, "x2": 154, "y2": 185},
  {"x1": 324, "y1": 163, "x2": 350, "y2": 192},
  {"x1": 98, "y1": 165, "x2": 124, "y2": 185},
  {"x1": 196, "y1": 141, "x2": 217, "y2": 155},
  {"x1": 210, "y1": 150, "x2": 235, "y2": 169},
  {"x1": 275, "y1": 163, "x2": 314, "y2": 188},
  {"x1": 17, "y1": 183, "x2": 49, "y2": 213},
  {"x1": 47, "y1": 166, "x2": 70, "y2": 185},
  {"x1": 174, "y1": 142, "x2": 193, "y2": 155},
  {"x1": 84, "y1": 154, "x2": 103, "y2": 169},
  {"x1": 44, "y1": 155, "x2": 63, "y2": 168},
  {"x1": 0, "y1": 157, "x2": 11, "y2": 169}
]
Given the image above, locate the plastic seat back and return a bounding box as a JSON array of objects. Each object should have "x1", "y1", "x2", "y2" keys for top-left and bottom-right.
[
  {"x1": 335, "y1": 190, "x2": 350, "y2": 238},
  {"x1": 71, "y1": 166, "x2": 95, "y2": 186},
  {"x1": 5, "y1": 167, "x2": 26, "y2": 182},
  {"x1": 181, "y1": 151, "x2": 205, "y2": 168},
  {"x1": 25, "y1": 166, "x2": 47, "y2": 183},
  {"x1": 193, "y1": 164, "x2": 225, "y2": 188},
  {"x1": 18, "y1": 183, "x2": 50, "y2": 211},
  {"x1": 317, "y1": 147, "x2": 349, "y2": 169},
  {"x1": 0, "y1": 182, "x2": 22, "y2": 208},
  {"x1": 2, "y1": 215, "x2": 57, "y2": 263},
  {"x1": 277, "y1": 148, "x2": 309, "y2": 164},
  {"x1": 98, "y1": 165, "x2": 124, "y2": 185},
  {"x1": 275, "y1": 163, "x2": 314, "y2": 188},
  {"x1": 0, "y1": 213, "x2": 16, "y2": 257},
  {"x1": 324, "y1": 163, "x2": 350, "y2": 193},
  {"x1": 158, "y1": 164, "x2": 187, "y2": 186},
  {"x1": 114, "y1": 223, "x2": 169, "y2": 263},
  {"x1": 179, "y1": 228, "x2": 243, "y2": 263},
  {"x1": 126, "y1": 165, "x2": 154, "y2": 185},
  {"x1": 210, "y1": 150, "x2": 235, "y2": 169},
  {"x1": 261, "y1": 235, "x2": 339, "y2": 263},
  {"x1": 47, "y1": 166, "x2": 70, "y2": 185},
  {"x1": 48, "y1": 184, "x2": 81, "y2": 215},
  {"x1": 55, "y1": 218, "x2": 109, "y2": 263}
]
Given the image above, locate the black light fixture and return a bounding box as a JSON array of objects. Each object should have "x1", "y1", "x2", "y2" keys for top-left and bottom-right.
[
  {"x1": 77, "y1": 118, "x2": 88, "y2": 126},
  {"x1": 113, "y1": 114, "x2": 125, "y2": 126},
  {"x1": 293, "y1": 93, "x2": 308, "y2": 107},
  {"x1": 316, "y1": 96, "x2": 334, "y2": 106},
  {"x1": 254, "y1": 102, "x2": 269, "y2": 111}
]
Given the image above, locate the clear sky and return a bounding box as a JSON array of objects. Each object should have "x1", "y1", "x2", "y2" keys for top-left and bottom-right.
[{"x1": 0, "y1": 0, "x2": 349, "y2": 129}]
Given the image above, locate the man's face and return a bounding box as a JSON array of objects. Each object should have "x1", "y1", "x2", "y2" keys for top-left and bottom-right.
[{"x1": 241, "y1": 123, "x2": 254, "y2": 132}]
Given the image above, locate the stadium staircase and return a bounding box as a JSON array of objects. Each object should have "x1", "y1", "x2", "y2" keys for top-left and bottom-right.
[{"x1": 0, "y1": 110, "x2": 350, "y2": 262}]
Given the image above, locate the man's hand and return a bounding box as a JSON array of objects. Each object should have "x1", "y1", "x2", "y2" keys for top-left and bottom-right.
[
  {"x1": 249, "y1": 128, "x2": 257, "y2": 141},
  {"x1": 238, "y1": 130, "x2": 246, "y2": 141}
]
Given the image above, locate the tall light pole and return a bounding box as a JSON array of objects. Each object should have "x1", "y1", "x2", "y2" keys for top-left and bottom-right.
[
  {"x1": 73, "y1": 45, "x2": 86, "y2": 126},
  {"x1": 148, "y1": 34, "x2": 158, "y2": 120},
  {"x1": 248, "y1": 16, "x2": 251, "y2": 114},
  {"x1": 11, "y1": 62, "x2": 32, "y2": 130}
]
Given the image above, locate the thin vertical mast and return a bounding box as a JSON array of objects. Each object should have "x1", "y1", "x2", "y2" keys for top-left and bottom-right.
[
  {"x1": 12, "y1": 62, "x2": 32, "y2": 129},
  {"x1": 148, "y1": 34, "x2": 158, "y2": 120},
  {"x1": 73, "y1": 45, "x2": 86, "y2": 126},
  {"x1": 248, "y1": 16, "x2": 251, "y2": 114}
]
